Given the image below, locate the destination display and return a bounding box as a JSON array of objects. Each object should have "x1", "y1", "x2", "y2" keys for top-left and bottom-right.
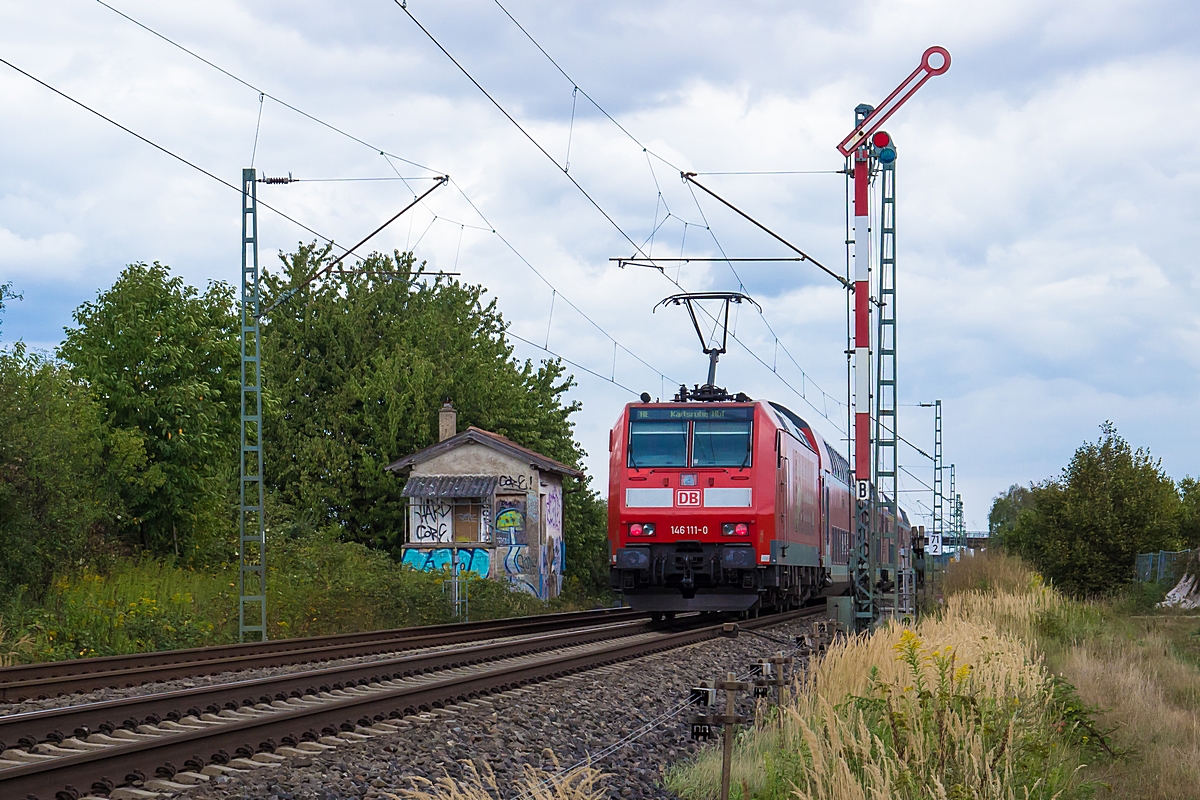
[{"x1": 632, "y1": 406, "x2": 754, "y2": 421}]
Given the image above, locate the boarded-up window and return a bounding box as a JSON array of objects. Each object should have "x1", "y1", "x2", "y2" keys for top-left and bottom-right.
[{"x1": 453, "y1": 504, "x2": 482, "y2": 542}]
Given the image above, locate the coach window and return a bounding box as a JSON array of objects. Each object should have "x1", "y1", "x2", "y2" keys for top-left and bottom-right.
[
  {"x1": 628, "y1": 419, "x2": 688, "y2": 467},
  {"x1": 692, "y1": 420, "x2": 753, "y2": 468}
]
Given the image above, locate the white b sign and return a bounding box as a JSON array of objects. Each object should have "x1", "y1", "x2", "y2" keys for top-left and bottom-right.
[{"x1": 856, "y1": 480, "x2": 870, "y2": 502}]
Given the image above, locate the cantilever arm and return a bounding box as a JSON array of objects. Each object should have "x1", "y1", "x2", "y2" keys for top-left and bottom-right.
[
  {"x1": 681, "y1": 173, "x2": 849, "y2": 289},
  {"x1": 259, "y1": 175, "x2": 449, "y2": 317}
]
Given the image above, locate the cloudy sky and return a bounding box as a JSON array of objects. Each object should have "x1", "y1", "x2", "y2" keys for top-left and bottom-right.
[{"x1": 2, "y1": 0, "x2": 1197, "y2": 530}]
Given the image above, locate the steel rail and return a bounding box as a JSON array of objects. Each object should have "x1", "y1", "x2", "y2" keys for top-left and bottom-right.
[
  {"x1": 3, "y1": 608, "x2": 819, "y2": 800},
  {"x1": 0, "y1": 608, "x2": 646, "y2": 701},
  {"x1": 0, "y1": 618, "x2": 658, "y2": 754}
]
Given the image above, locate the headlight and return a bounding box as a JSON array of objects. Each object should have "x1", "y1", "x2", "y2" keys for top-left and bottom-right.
[{"x1": 721, "y1": 522, "x2": 751, "y2": 537}]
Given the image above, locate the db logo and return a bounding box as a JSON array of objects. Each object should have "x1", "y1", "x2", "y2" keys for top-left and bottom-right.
[{"x1": 676, "y1": 489, "x2": 701, "y2": 507}]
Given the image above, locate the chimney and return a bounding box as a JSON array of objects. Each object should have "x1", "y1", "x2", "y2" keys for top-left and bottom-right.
[{"x1": 439, "y1": 401, "x2": 457, "y2": 442}]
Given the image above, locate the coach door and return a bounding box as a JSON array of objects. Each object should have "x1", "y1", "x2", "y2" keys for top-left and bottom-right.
[
  {"x1": 777, "y1": 455, "x2": 791, "y2": 542},
  {"x1": 823, "y1": 484, "x2": 831, "y2": 567}
]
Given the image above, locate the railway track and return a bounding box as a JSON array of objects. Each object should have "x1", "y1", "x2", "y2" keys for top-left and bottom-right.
[
  {"x1": 0, "y1": 607, "x2": 821, "y2": 800},
  {"x1": 0, "y1": 607, "x2": 645, "y2": 702}
]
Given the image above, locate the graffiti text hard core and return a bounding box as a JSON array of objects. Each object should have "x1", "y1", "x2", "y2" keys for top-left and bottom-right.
[{"x1": 412, "y1": 501, "x2": 451, "y2": 542}]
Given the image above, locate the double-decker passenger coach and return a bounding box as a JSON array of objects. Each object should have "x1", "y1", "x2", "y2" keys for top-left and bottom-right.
[{"x1": 608, "y1": 394, "x2": 852, "y2": 617}]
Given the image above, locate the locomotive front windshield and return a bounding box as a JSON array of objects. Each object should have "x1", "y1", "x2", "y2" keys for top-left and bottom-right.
[
  {"x1": 627, "y1": 420, "x2": 688, "y2": 467},
  {"x1": 692, "y1": 420, "x2": 753, "y2": 467}
]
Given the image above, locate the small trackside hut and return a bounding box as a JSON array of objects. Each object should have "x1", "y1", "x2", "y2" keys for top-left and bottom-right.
[{"x1": 385, "y1": 403, "x2": 583, "y2": 600}]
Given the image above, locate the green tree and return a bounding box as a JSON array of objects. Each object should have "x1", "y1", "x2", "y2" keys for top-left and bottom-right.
[
  {"x1": 988, "y1": 483, "x2": 1033, "y2": 538},
  {"x1": 58, "y1": 262, "x2": 240, "y2": 560},
  {"x1": 563, "y1": 484, "x2": 608, "y2": 592},
  {"x1": 0, "y1": 345, "x2": 105, "y2": 598},
  {"x1": 0, "y1": 282, "x2": 20, "y2": 337},
  {"x1": 1178, "y1": 477, "x2": 1200, "y2": 549},
  {"x1": 1002, "y1": 422, "x2": 1182, "y2": 596},
  {"x1": 260, "y1": 244, "x2": 593, "y2": 560}
]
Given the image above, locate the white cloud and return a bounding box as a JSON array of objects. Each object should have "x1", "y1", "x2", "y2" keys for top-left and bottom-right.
[
  {"x1": 1, "y1": 0, "x2": 1198, "y2": 525},
  {"x1": 0, "y1": 227, "x2": 84, "y2": 277}
]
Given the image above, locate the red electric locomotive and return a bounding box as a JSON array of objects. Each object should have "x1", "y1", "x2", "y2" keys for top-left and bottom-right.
[{"x1": 607, "y1": 394, "x2": 854, "y2": 615}]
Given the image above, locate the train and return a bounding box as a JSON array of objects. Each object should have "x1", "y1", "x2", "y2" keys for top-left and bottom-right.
[{"x1": 607, "y1": 391, "x2": 917, "y2": 616}]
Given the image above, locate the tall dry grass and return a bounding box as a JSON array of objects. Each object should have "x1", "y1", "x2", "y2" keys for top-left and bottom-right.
[
  {"x1": 1062, "y1": 634, "x2": 1200, "y2": 799},
  {"x1": 948, "y1": 552, "x2": 1200, "y2": 800},
  {"x1": 387, "y1": 761, "x2": 609, "y2": 800},
  {"x1": 941, "y1": 550, "x2": 1041, "y2": 597},
  {"x1": 667, "y1": 593, "x2": 1098, "y2": 800}
]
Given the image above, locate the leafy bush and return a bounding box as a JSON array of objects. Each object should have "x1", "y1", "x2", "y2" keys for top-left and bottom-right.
[
  {"x1": 7, "y1": 560, "x2": 233, "y2": 660},
  {"x1": 0, "y1": 345, "x2": 107, "y2": 601},
  {"x1": 995, "y1": 423, "x2": 1184, "y2": 597},
  {"x1": 58, "y1": 262, "x2": 240, "y2": 562}
]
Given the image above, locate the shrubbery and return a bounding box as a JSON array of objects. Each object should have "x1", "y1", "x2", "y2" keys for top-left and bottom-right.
[
  {"x1": 0, "y1": 252, "x2": 613, "y2": 661},
  {"x1": 0, "y1": 529, "x2": 605, "y2": 664},
  {"x1": 992, "y1": 422, "x2": 1191, "y2": 596}
]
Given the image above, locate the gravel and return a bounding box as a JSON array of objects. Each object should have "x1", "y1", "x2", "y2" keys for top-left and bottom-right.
[{"x1": 177, "y1": 616, "x2": 820, "y2": 800}]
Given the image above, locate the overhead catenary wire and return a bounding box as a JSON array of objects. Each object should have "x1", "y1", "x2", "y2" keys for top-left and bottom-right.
[
  {"x1": 507, "y1": 331, "x2": 640, "y2": 395},
  {"x1": 489, "y1": 2, "x2": 852, "y2": 431},
  {"x1": 692, "y1": 170, "x2": 842, "y2": 176},
  {"x1": 0, "y1": 56, "x2": 366, "y2": 265},
  {"x1": 490, "y1": 0, "x2": 683, "y2": 174},
  {"x1": 395, "y1": 0, "x2": 651, "y2": 260},
  {"x1": 682, "y1": 173, "x2": 849, "y2": 289},
  {"x1": 399, "y1": 2, "x2": 851, "y2": 436},
  {"x1": 91, "y1": 0, "x2": 441, "y2": 176},
  {"x1": 88, "y1": 0, "x2": 680, "y2": 392},
  {"x1": 250, "y1": 92, "x2": 264, "y2": 167},
  {"x1": 486, "y1": 17, "x2": 850, "y2": 423}
]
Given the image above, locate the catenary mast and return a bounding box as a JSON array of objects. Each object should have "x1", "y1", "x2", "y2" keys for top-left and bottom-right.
[{"x1": 837, "y1": 47, "x2": 949, "y2": 631}]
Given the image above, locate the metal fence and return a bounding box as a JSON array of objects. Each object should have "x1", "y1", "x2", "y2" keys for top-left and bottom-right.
[{"x1": 1135, "y1": 549, "x2": 1192, "y2": 582}]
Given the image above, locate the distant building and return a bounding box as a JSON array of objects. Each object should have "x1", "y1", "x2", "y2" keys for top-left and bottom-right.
[{"x1": 385, "y1": 402, "x2": 583, "y2": 600}]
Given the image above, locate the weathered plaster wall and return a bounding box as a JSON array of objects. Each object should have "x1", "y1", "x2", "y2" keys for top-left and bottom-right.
[{"x1": 402, "y1": 441, "x2": 564, "y2": 600}]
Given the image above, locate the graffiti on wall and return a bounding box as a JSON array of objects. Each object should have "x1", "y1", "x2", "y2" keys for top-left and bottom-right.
[
  {"x1": 497, "y1": 474, "x2": 532, "y2": 491},
  {"x1": 401, "y1": 547, "x2": 491, "y2": 578},
  {"x1": 411, "y1": 500, "x2": 494, "y2": 544},
  {"x1": 410, "y1": 500, "x2": 452, "y2": 543},
  {"x1": 493, "y1": 496, "x2": 527, "y2": 546},
  {"x1": 500, "y1": 544, "x2": 539, "y2": 596},
  {"x1": 401, "y1": 475, "x2": 562, "y2": 601},
  {"x1": 543, "y1": 484, "x2": 564, "y2": 596}
]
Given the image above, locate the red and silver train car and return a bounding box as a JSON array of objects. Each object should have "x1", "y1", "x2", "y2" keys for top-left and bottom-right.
[{"x1": 607, "y1": 398, "x2": 856, "y2": 615}]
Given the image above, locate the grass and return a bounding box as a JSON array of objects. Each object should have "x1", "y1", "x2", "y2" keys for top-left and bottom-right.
[
  {"x1": 388, "y1": 760, "x2": 609, "y2": 800},
  {"x1": 0, "y1": 530, "x2": 611, "y2": 663},
  {"x1": 949, "y1": 552, "x2": 1200, "y2": 800},
  {"x1": 666, "y1": 577, "x2": 1102, "y2": 800},
  {"x1": 665, "y1": 550, "x2": 1200, "y2": 799}
]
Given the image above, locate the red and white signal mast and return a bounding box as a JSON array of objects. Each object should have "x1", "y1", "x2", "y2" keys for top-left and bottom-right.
[{"x1": 836, "y1": 46, "x2": 949, "y2": 630}]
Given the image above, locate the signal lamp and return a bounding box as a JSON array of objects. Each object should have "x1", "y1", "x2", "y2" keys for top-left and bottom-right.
[
  {"x1": 872, "y1": 131, "x2": 891, "y2": 148},
  {"x1": 628, "y1": 522, "x2": 656, "y2": 537},
  {"x1": 877, "y1": 146, "x2": 897, "y2": 164}
]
